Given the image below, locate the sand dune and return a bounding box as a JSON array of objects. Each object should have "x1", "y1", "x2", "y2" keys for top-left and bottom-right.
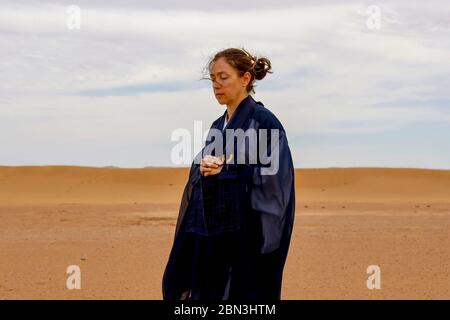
[
  {"x1": 0, "y1": 166, "x2": 449, "y2": 299},
  {"x1": 1, "y1": 166, "x2": 449, "y2": 204},
  {"x1": 297, "y1": 167, "x2": 450, "y2": 202},
  {"x1": 0, "y1": 166, "x2": 189, "y2": 204}
]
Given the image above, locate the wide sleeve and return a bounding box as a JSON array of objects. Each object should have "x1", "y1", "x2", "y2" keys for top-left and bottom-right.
[
  {"x1": 250, "y1": 120, "x2": 295, "y2": 254},
  {"x1": 174, "y1": 154, "x2": 201, "y2": 238}
]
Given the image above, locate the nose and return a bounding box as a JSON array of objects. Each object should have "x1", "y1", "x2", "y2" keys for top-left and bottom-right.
[{"x1": 211, "y1": 79, "x2": 222, "y2": 87}]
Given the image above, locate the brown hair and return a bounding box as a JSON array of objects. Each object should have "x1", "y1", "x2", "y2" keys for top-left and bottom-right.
[{"x1": 202, "y1": 47, "x2": 273, "y2": 94}]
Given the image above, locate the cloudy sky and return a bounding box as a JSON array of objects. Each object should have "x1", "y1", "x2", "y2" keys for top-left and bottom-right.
[{"x1": 1, "y1": 0, "x2": 449, "y2": 168}]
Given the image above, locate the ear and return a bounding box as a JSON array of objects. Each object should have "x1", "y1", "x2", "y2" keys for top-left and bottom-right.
[{"x1": 242, "y1": 71, "x2": 252, "y2": 87}]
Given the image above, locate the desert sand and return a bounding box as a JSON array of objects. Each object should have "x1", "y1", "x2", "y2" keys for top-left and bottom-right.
[{"x1": 0, "y1": 166, "x2": 449, "y2": 299}]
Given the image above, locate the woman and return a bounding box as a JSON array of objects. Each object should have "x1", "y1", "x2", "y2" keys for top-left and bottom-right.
[{"x1": 162, "y1": 48, "x2": 295, "y2": 301}]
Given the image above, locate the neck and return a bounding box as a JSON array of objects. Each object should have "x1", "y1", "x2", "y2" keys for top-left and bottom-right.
[{"x1": 226, "y1": 92, "x2": 249, "y2": 120}]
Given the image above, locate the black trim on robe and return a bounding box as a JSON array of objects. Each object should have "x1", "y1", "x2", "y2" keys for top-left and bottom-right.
[{"x1": 162, "y1": 95, "x2": 296, "y2": 301}]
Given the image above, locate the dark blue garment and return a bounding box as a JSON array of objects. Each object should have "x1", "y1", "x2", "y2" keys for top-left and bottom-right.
[
  {"x1": 184, "y1": 168, "x2": 243, "y2": 236},
  {"x1": 162, "y1": 94, "x2": 296, "y2": 301}
]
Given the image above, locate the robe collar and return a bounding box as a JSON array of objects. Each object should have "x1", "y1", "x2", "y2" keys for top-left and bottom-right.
[
  {"x1": 219, "y1": 94, "x2": 257, "y2": 132},
  {"x1": 202, "y1": 95, "x2": 259, "y2": 161}
]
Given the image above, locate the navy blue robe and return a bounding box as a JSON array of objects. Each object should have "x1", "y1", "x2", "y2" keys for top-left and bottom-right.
[{"x1": 162, "y1": 94, "x2": 296, "y2": 301}]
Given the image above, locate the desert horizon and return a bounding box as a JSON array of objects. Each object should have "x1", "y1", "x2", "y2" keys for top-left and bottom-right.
[{"x1": 0, "y1": 165, "x2": 449, "y2": 299}]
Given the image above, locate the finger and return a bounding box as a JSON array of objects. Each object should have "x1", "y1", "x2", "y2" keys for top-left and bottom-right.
[
  {"x1": 208, "y1": 167, "x2": 222, "y2": 175},
  {"x1": 212, "y1": 156, "x2": 224, "y2": 165},
  {"x1": 203, "y1": 162, "x2": 219, "y2": 168},
  {"x1": 203, "y1": 156, "x2": 222, "y2": 166},
  {"x1": 203, "y1": 165, "x2": 222, "y2": 176},
  {"x1": 203, "y1": 155, "x2": 214, "y2": 162},
  {"x1": 201, "y1": 158, "x2": 216, "y2": 165},
  {"x1": 201, "y1": 167, "x2": 213, "y2": 175}
]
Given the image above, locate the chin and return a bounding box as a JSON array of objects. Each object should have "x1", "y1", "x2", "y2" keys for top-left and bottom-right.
[{"x1": 216, "y1": 97, "x2": 227, "y2": 104}]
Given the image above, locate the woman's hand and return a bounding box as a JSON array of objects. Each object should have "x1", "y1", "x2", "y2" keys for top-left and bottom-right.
[{"x1": 200, "y1": 155, "x2": 224, "y2": 177}]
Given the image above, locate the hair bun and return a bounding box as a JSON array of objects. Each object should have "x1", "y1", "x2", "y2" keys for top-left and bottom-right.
[{"x1": 253, "y1": 57, "x2": 272, "y2": 81}]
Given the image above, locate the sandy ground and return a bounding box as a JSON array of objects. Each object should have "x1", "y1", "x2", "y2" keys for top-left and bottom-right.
[{"x1": 0, "y1": 166, "x2": 449, "y2": 299}]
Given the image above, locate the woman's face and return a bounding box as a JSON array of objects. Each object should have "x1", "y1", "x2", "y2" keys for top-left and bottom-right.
[{"x1": 210, "y1": 57, "x2": 251, "y2": 105}]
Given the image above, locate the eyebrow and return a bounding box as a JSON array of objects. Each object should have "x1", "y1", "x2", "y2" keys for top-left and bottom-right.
[{"x1": 210, "y1": 71, "x2": 229, "y2": 76}]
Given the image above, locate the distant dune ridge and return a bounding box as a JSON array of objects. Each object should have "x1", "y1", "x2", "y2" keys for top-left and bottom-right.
[
  {"x1": 0, "y1": 166, "x2": 449, "y2": 204},
  {"x1": 0, "y1": 165, "x2": 449, "y2": 299}
]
